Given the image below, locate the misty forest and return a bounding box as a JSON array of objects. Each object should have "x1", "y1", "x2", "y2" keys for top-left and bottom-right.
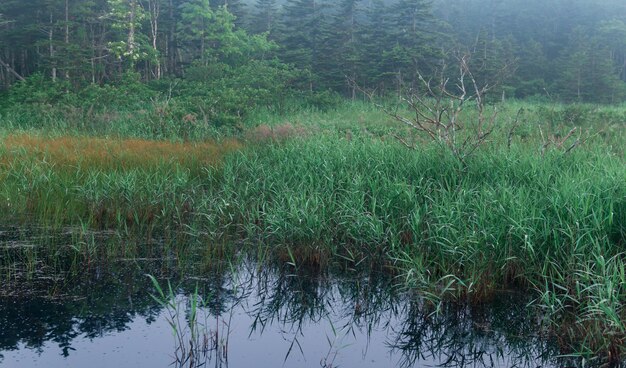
[{"x1": 0, "y1": 1, "x2": 625, "y2": 368}]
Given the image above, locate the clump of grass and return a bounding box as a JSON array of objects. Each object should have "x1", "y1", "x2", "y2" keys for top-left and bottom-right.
[
  {"x1": 210, "y1": 134, "x2": 624, "y2": 362},
  {"x1": 0, "y1": 134, "x2": 242, "y2": 242}
]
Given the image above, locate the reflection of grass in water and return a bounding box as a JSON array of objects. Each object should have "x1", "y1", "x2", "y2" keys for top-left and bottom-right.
[
  {"x1": 0, "y1": 254, "x2": 602, "y2": 368},
  {"x1": 242, "y1": 263, "x2": 570, "y2": 368},
  {"x1": 148, "y1": 275, "x2": 231, "y2": 368},
  {"x1": 389, "y1": 295, "x2": 561, "y2": 368}
]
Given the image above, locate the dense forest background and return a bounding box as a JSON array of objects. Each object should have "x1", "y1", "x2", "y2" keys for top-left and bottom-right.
[{"x1": 1, "y1": 0, "x2": 625, "y2": 118}]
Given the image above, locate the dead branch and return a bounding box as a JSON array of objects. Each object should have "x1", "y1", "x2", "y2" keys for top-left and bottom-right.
[
  {"x1": 391, "y1": 133, "x2": 416, "y2": 150},
  {"x1": 0, "y1": 56, "x2": 25, "y2": 81},
  {"x1": 352, "y1": 53, "x2": 508, "y2": 164},
  {"x1": 539, "y1": 126, "x2": 596, "y2": 155},
  {"x1": 556, "y1": 128, "x2": 578, "y2": 149},
  {"x1": 507, "y1": 109, "x2": 524, "y2": 150}
]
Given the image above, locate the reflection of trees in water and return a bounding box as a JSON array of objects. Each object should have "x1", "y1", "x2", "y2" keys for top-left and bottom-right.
[
  {"x1": 0, "y1": 257, "x2": 580, "y2": 367},
  {"x1": 0, "y1": 262, "x2": 165, "y2": 354},
  {"x1": 0, "y1": 254, "x2": 242, "y2": 358}
]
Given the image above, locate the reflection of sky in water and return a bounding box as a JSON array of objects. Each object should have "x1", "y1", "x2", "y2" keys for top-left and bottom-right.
[
  {"x1": 0, "y1": 260, "x2": 571, "y2": 368},
  {"x1": 1, "y1": 317, "x2": 172, "y2": 368}
]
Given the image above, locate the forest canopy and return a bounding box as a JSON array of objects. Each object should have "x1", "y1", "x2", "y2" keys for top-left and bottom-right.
[{"x1": 1, "y1": 0, "x2": 625, "y2": 108}]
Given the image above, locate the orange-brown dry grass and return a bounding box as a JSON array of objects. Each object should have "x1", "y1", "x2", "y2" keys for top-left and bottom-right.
[{"x1": 1, "y1": 134, "x2": 242, "y2": 171}]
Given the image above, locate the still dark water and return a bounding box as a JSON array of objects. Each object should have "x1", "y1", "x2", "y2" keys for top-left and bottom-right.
[{"x1": 0, "y1": 239, "x2": 575, "y2": 368}]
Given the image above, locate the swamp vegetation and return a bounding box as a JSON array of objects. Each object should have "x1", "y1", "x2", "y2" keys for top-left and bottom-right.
[{"x1": 0, "y1": 101, "x2": 624, "y2": 367}]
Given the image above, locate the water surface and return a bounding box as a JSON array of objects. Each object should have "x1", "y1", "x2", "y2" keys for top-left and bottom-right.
[{"x1": 0, "y1": 254, "x2": 573, "y2": 368}]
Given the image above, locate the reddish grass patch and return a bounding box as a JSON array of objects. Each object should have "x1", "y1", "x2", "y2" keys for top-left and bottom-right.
[{"x1": 1, "y1": 134, "x2": 242, "y2": 170}]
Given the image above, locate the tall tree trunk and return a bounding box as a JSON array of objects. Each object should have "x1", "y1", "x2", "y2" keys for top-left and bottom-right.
[
  {"x1": 90, "y1": 23, "x2": 96, "y2": 84},
  {"x1": 128, "y1": 0, "x2": 137, "y2": 68},
  {"x1": 200, "y1": 18, "x2": 206, "y2": 65},
  {"x1": 65, "y1": 0, "x2": 70, "y2": 81},
  {"x1": 577, "y1": 68, "x2": 582, "y2": 101},
  {"x1": 168, "y1": 0, "x2": 176, "y2": 75},
  {"x1": 148, "y1": 0, "x2": 161, "y2": 79},
  {"x1": 50, "y1": 12, "x2": 57, "y2": 82}
]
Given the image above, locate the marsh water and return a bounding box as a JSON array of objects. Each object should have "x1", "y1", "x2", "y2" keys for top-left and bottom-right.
[{"x1": 0, "y1": 231, "x2": 578, "y2": 368}]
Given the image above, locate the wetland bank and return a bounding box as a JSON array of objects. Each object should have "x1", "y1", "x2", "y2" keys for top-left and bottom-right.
[{"x1": 1, "y1": 0, "x2": 626, "y2": 366}]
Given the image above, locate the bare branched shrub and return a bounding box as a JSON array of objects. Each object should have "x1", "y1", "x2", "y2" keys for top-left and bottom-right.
[{"x1": 355, "y1": 54, "x2": 512, "y2": 165}]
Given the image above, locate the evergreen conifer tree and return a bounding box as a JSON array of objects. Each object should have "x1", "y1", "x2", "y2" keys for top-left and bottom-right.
[
  {"x1": 278, "y1": 0, "x2": 327, "y2": 90},
  {"x1": 386, "y1": 0, "x2": 440, "y2": 87},
  {"x1": 324, "y1": 0, "x2": 363, "y2": 94},
  {"x1": 250, "y1": 0, "x2": 278, "y2": 38},
  {"x1": 213, "y1": 0, "x2": 247, "y2": 28},
  {"x1": 360, "y1": 0, "x2": 393, "y2": 91}
]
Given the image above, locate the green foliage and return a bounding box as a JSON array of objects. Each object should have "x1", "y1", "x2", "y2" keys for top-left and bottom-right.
[
  {"x1": 178, "y1": 1, "x2": 272, "y2": 65},
  {"x1": 107, "y1": 0, "x2": 151, "y2": 64},
  {"x1": 3, "y1": 73, "x2": 70, "y2": 105},
  {"x1": 3, "y1": 71, "x2": 156, "y2": 109},
  {"x1": 170, "y1": 59, "x2": 298, "y2": 126},
  {"x1": 0, "y1": 3, "x2": 294, "y2": 129},
  {"x1": 435, "y1": 0, "x2": 626, "y2": 102},
  {"x1": 553, "y1": 27, "x2": 626, "y2": 103}
]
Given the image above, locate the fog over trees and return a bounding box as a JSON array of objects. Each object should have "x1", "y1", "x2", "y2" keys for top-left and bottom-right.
[{"x1": 1, "y1": 0, "x2": 625, "y2": 102}]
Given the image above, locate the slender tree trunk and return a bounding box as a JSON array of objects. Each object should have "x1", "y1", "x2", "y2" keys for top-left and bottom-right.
[
  {"x1": 128, "y1": 0, "x2": 137, "y2": 67},
  {"x1": 90, "y1": 23, "x2": 96, "y2": 84},
  {"x1": 397, "y1": 69, "x2": 403, "y2": 100},
  {"x1": 50, "y1": 12, "x2": 57, "y2": 82},
  {"x1": 351, "y1": 74, "x2": 356, "y2": 100},
  {"x1": 65, "y1": 0, "x2": 70, "y2": 81},
  {"x1": 168, "y1": 0, "x2": 176, "y2": 75},
  {"x1": 20, "y1": 50, "x2": 27, "y2": 76},
  {"x1": 99, "y1": 23, "x2": 107, "y2": 83},
  {"x1": 200, "y1": 18, "x2": 206, "y2": 65},
  {"x1": 164, "y1": 37, "x2": 169, "y2": 74},
  {"x1": 148, "y1": 0, "x2": 161, "y2": 79},
  {"x1": 0, "y1": 62, "x2": 6, "y2": 87},
  {"x1": 621, "y1": 55, "x2": 626, "y2": 81},
  {"x1": 266, "y1": 5, "x2": 272, "y2": 34}
]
